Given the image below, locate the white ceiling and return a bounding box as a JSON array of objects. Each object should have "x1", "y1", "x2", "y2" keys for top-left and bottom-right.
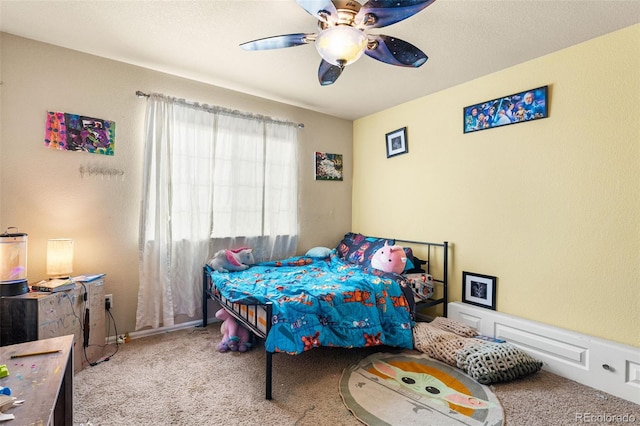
[{"x1": 1, "y1": 0, "x2": 639, "y2": 120}]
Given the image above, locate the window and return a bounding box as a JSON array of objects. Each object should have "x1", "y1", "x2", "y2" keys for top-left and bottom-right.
[
  {"x1": 210, "y1": 116, "x2": 298, "y2": 239},
  {"x1": 137, "y1": 94, "x2": 299, "y2": 330}
]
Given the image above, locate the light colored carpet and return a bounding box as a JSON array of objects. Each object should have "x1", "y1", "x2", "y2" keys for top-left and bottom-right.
[{"x1": 74, "y1": 326, "x2": 639, "y2": 425}]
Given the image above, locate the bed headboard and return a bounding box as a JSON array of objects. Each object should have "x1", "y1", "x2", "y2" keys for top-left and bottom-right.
[{"x1": 385, "y1": 238, "x2": 449, "y2": 317}]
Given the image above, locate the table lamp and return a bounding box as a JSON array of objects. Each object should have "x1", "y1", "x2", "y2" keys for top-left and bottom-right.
[{"x1": 47, "y1": 239, "x2": 74, "y2": 279}]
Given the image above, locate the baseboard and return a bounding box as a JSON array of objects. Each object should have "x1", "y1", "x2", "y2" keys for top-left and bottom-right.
[
  {"x1": 106, "y1": 319, "x2": 206, "y2": 344},
  {"x1": 448, "y1": 302, "x2": 640, "y2": 405}
]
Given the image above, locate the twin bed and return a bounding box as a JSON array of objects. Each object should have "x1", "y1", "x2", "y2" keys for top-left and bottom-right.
[{"x1": 201, "y1": 233, "x2": 449, "y2": 399}]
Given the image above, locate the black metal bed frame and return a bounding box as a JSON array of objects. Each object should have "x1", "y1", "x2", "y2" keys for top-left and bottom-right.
[
  {"x1": 201, "y1": 239, "x2": 448, "y2": 400},
  {"x1": 396, "y1": 239, "x2": 449, "y2": 318}
]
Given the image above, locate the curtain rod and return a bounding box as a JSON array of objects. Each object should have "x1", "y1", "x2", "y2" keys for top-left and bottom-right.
[{"x1": 135, "y1": 90, "x2": 304, "y2": 129}]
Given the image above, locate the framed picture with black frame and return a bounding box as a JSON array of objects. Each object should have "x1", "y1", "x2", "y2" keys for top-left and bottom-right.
[
  {"x1": 462, "y1": 271, "x2": 497, "y2": 310},
  {"x1": 385, "y1": 127, "x2": 408, "y2": 158},
  {"x1": 463, "y1": 85, "x2": 548, "y2": 134}
]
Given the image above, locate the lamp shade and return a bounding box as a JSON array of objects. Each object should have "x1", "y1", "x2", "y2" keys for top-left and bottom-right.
[
  {"x1": 315, "y1": 26, "x2": 367, "y2": 67},
  {"x1": 47, "y1": 239, "x2": 74, "y2": 277}
]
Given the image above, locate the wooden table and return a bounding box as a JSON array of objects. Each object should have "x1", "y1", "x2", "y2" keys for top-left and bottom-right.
[{"x1": 0, "y1": 334, "x2": 73, "y2": 425}]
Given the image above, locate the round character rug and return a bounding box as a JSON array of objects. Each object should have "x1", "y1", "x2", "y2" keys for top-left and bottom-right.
[{"x1": 339, "y1": 352, "x2": 504, "y2": 426}]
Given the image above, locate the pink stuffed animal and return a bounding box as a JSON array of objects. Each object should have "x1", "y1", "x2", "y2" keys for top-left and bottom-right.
[
  {"x1": 215, "y1": 308, "x2": 252, "y2": 353},
  {"x1": 370, "y1": 241, "x2": 406, "y2": 274}
]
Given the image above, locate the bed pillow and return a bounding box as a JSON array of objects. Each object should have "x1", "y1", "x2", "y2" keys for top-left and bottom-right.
[
  {"x1": 403, "y1": 247, "x2": 416, "y2": 271},
  {"x1": 402, "y1": 247, "x2": 429, "y2": 273},
  {"x1": 336, "y1": 232, "x2": 395, "y2": 267},
  {"x1": 305, "y1": 246, "x2": 332, "y2": 258},
  {"x1": 405, "y1": 254, "x2": 427, "y2": 273}
]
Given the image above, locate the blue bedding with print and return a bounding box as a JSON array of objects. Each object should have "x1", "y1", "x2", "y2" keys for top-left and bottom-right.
[{"x1": 209, "y1": 251, "x2": 414, "y2": 354}]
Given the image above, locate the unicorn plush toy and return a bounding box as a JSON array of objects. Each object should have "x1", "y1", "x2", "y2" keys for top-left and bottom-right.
[
  {"x1": 207, "y1": 247, "x2": 255, "y2": 273},
  {"x1": 215, "y1": 308, "x2": 252, "y2": 352}
]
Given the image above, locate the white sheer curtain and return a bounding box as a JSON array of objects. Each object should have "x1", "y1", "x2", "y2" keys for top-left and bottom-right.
[
  {"x1": 212, "y1": 115, "x2": 299, "y2": 260},
  {"x1": 136, "y1": 94, "x2": 299, "y2": 331}
]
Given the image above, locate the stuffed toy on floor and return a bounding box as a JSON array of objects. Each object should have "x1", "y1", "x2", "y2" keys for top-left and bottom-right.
[{"x1": 215, "y1": 308, "x2": 252, "y2": 353}]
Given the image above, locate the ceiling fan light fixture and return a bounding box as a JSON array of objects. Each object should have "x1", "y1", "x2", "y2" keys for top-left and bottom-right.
[
  {"x1": 315, "y1": 26, "x2": 367, "y2": 67},
  {"x1": 240, "y1": 0, "x2": 436, "y2": 85}
]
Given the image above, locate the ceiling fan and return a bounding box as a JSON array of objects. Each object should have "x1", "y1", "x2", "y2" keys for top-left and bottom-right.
[{"x1": 240, "y1": 0, "x2": 436, "y2": 86}]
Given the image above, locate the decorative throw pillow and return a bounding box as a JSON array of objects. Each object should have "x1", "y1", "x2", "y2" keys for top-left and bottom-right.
[
  {"x1": 335, "y1": 232, "x2": 395, "y2": 267},
  {"x1": 456, "y1": 341, "x2": 543, "y2": 385},
  {"x1": 430, "y1": 316, "x2": 478, "y2": 338},
  {"x1": 413, "y1": 322, "x2": 472, "y2": 367},
  {"x1": 404, "y1": 273, "x2": 434, "y2": 301}
]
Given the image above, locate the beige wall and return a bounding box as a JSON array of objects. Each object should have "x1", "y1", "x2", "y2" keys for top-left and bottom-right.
[
  {"x1": 353, "y1": 25, "x2": 640, "y2": 347},
  {"x1": 0, "y1": 33, "x2": 353, "y2": 335}
]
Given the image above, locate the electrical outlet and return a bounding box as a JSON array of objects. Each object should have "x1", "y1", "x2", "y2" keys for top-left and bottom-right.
[{"x1": 105, "y1": 294, "x2": 113, "y2": 310}]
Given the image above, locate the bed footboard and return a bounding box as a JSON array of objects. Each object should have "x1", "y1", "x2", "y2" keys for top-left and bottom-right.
[{"x1": 202, "y1": 265, "x2": 275, "y2": 399}]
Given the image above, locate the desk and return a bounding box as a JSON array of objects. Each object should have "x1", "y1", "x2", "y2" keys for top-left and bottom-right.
[{"x1": 0, "y1": 335, "x2": 73, "y2": 425}]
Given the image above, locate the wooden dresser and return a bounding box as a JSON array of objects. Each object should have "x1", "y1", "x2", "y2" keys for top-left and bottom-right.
[{"x1": 0, "y1": 277, "x2": 105, "y2": 373}]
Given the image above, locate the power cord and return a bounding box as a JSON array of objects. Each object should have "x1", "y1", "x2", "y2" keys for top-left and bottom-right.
[
  {"x1": 90, "y1": 302, "x2": 120, "y2": 366},
  {"x1": 62, "y1": 284, "x2": 119, "y2": 367},
  {"x1": 62, "y1": 285, "x2": 95, "y2": 368}
]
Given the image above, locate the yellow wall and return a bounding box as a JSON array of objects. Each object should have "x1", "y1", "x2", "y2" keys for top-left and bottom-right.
[{"x1": 353, "y1": 25, "x2": 640, "y2": 347}]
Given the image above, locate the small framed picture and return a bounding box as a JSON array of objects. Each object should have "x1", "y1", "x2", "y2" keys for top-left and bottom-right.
[
  {"x1": 385, "y1": 127, "x2": 408, "y2": 158},
  {"x1": 462, "y1": 271, "x2": 497, "y2": 310},
  {"x1": 314, "y1": 151, "x2": 343, "y2": 181}
]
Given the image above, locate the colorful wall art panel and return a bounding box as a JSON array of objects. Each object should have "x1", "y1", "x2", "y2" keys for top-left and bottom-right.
[
  {"x1": 315, "y1": 152, "x2": 343, "y2": 181},
  {"x1": 463, "y1": 86, "x2": 548, "y2": 134},
  {"x1": 44, "y1": 111, "x2": 115, "y2": 155}
]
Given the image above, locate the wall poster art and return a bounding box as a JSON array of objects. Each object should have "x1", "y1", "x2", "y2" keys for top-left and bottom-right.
[
  {"x1": 314, "y1": 152, "x2": 343, "y2": 181},
  {"x1": 463, "y1": 85, "x2": 548, "y2": 134},
  {"x1": 44, "y1": 111, "x2": 115, "y2": 155}
]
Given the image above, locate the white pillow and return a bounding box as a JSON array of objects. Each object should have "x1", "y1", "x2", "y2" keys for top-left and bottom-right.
[{"x1": 305, "y1": 247, "x2": 331, "y2": 258}]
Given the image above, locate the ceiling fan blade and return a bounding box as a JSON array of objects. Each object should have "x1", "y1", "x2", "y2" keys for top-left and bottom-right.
[
  {"x1": 357, "y1": 0, "x2": 436, "y2": 28},
  {"x1": 240, "y1": 33, "x2": 314, "y2": 51},
  {"x1": 296, "y1": 0, "x2": 338, "y2": 22},
  {"x1": 318, "y1": 59, "x2": 343, "y2": 86},
  {"x1": 365, "y1": 34, "x2": 428, "y2": 67}
]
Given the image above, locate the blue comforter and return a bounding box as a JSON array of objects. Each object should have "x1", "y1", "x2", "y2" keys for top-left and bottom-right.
[{"x1": 209, "y1": 251, "x2": 414, "y2": 354}]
